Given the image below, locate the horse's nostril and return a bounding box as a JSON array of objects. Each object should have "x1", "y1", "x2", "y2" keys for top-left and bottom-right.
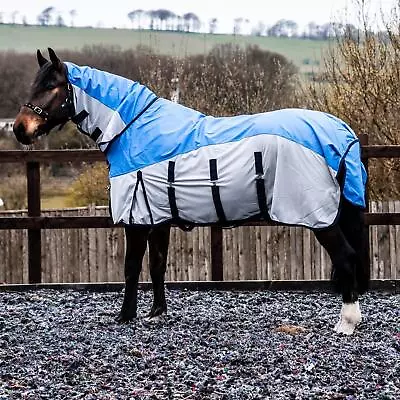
[
  {"x1": 13, "y1": 122, "x2": 25, "y2": 136},
  {"x1": 13, "y1": 121, "x2": 32, "y2": 145}
]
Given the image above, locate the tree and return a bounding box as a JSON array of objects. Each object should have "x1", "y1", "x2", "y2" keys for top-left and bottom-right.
[
  {"x1": 252, "y1": 21, "x2": 266, "y2": 36},
  {"x1": 233, "y1": 18, "x2": 243, "y2": 35},
  {"x1": 128, "y1": 9, "x2": 145, "y2": 29},
  {"x1": 69, "y1": 9, "x2": 77, "y2": 27},
  {"x1": 11, "y1": 11, "x2": 18, "y2": 25},
  {"x1": 305, "y1": 21, "x2": 319, "y2": 39},
  {"x1": 37, "y1": 7, "x2": 54, "y2": 26},
  {"x1": 176, "y1": 15, "x2": 184, "y2": 31},
  {"x1": 128, "y1": 10, "x2": 135, "y2": 27},
  {"x1": 267, "y1": 19, "x2": 298, "y2": 37},
  {"x1": 56, "y1": 14, "x2": 65, "y2": 27},
  {"x1": 209, "y1": 18, "x2": 218, "y2": 34},
  {"x1": 183, "y1": 12, "x2": 200, "y2": 32},
  {"x1": 148, "y1": 10, "x2": 158, "y2": 30},
  {"x1": 156, "y1": 9, "x2": 175, "y2": 30}
]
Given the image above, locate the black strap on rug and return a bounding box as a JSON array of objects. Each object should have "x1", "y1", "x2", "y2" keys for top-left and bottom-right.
[
  {"x1": 71, "y1": 110, "x2": 89, "y2": 124},
  {"x1": 71, "y1": 110, "x2": 103, "y2": 142},
  {"x1": 91, "y1": 127, "x2": 102, "y2": 142},
  {"x1": 254, "y1": 152, "x2": 268, "y2": 217},
  {"x1": 128, "y1": 174, "x2": 141, "y2": 225},
  {"x1": 167, "y1": 161, "x2": 179, "y2": 220},
  {"x1": 129, "y1": 170, "x2": 154, "y2": 225},
  {"x1": 209, "y1": 159, "x2": 226, "y2": 223}
]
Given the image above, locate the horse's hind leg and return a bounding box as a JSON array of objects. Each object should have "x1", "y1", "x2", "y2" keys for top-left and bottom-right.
[
  {"x1": 117, "y1": 225, "x2": 150, "y2": 322},
  {"x1": 147, "y1": 224, "x2": 170, "y2": 320},
  {"x1": 338, "y1": 198, "x2": 370, "y2": 294},
  {"x1": 314, "y1": 225, "x2": 362, "y2": 335}
]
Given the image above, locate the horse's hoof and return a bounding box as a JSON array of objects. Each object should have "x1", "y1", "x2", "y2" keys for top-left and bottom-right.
[
  {"x1": 115, "y1": 312, "x2": 136, "y2": 323},
  {"x1": 334, "y1": 301, "x2": 362, "y2": 335},
  {"x1": 146, "y1": 312, "x2": 167, "y2": 324},
  {"x1": 334, "y1": 318, "x2": 356, "y2": 335}
]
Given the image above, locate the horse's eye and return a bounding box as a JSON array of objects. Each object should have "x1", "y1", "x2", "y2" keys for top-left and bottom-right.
[{"x1": 46, "y1": 83, "x2": 56, "y2": 90}]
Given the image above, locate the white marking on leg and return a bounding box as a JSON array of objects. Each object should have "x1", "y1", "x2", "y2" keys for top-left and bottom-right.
[
  {"x1": 145, "y1": 312, "x2": 167, "y2": 324},
  {"x1": 334, "y1": 301, "x2": 362, "y2": 335}
]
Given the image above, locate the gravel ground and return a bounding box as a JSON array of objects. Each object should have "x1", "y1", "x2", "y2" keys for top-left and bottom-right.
[{"x1": 0, "y1": 289, "x2": 399, "y2": 400}]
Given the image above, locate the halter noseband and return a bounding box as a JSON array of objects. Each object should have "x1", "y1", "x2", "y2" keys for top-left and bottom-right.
[
  {"x1": 23, "y1": 103, "x2": 50, "y2": 120},
  {"x1": 23, "y1": 82, "x2": 75, "y2": 123}
]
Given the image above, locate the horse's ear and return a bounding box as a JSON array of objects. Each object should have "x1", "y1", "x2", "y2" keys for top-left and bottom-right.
[
  {"x1": 37, "y1": 49, "x2": 48, "y2": 68},
  {"x1": 48, "y1": 47, "x2": 62, "y2": 71}
]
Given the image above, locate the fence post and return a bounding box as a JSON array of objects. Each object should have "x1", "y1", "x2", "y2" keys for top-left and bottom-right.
[
  {"x1": 359, "y1": 133, "x2": 371, "y2": 279},
  {"x1": 27, "y1": 161, "x2": 41, "y2": 283},
  {"x1": 211, "y1": 226, "x2": 223, "y2": 281}
]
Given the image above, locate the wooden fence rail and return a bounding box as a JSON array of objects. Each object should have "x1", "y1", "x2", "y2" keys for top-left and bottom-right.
[
  {"x1": 1, "y1": 136, "x2": 400, "y2": 283},
  {"x1": 1, "y1": 203, "x2": 399, "y2": 283}
]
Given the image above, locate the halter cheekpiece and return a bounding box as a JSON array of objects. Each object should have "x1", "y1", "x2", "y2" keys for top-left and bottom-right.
[{"x1": 24, "y1": 82, "x2": 75, "y2": 122}]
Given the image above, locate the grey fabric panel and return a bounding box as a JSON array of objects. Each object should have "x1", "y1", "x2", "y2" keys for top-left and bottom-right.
[{"x1": 110, "y1": 135, "x2": 340, "y2": 228}]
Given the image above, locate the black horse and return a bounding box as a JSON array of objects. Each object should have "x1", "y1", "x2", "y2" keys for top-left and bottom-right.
[{"x1": 13, "y1": 48, "x2": 370, "y2": 335}]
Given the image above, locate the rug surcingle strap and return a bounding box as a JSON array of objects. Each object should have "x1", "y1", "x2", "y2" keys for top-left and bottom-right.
[
  {"x1": 209, "y1": 159, "x2": 227, "y2": 223},
  {"x1": 254, "y1": 152, "x2": 268, "y2": 218},
  {"x1": 91, "y1": 127, "x2": 102, "y2": 142},
  {"x1": 71, "y1": 110, "x2": 89, "y2": 124},
  {"x1": 167, "y1": 161, "x2": 179, "y2": 220},
  {"x1": 129, "y1": 171, "x2": 154, "y2": 225}
]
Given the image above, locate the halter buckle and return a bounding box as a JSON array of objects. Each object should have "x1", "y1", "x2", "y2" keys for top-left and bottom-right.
[{"x1": 33, "y1": 106, "x2": 44, "y2": 115}]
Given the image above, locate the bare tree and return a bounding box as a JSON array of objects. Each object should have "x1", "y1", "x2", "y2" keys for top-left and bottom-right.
[
  {"x1": 156, "y1": 9, "x2": 175, "y2": 30},
  {"x1": 183, "y1": 12, "x2": 200, "y2": 32},
  {"x1": 56, "y1": 14, "x2": 65, "y2": 27},
  {"x1": 233, "y1": 18, "x2": 243, "y2": 35},
  {"x1": 11, "y1": 11, "x2": 19, "y2": 25},
  {"x1": 209, "y1": 18, "x2": 218, "y2": 34},
  {"x1": 69, "y1": 9, "x2": 77, "y2": 27},
  {"x1": 127, "y1": 10, "x2": 135, "y2": 27},
  {"x1": 148, "y1": 10, "x2": 159, "y2": 30},
  {"x1": 267, "y1": 19, "x2": 298, "y2": 37},
  {"x1": 303, "y1": 3, "x2": 400, "y2": 198},
  {"x1": 252, "y1": 21, "x2": 266, "y2": 36},
  {"x1": 37, "y1": 7, "x2": 55, "y2": 26},
  {"x1": 128, "y1": 9, "x2": 145, "y2": 29}
]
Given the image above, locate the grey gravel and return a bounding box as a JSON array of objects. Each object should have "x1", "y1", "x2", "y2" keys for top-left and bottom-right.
[{"x1": 0, "y1": 289, "x2": 399, "y2": 399}]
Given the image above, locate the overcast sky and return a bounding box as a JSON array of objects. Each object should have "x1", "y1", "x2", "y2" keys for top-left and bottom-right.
[{"x1": 1, "y1": 0, "x2": 396, "y2": 32}]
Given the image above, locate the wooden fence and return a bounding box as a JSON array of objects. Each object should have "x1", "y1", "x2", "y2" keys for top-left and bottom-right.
[
  {"x1": 1, "y1": 202, "x2": 400, "y2": 284},
  {"x1": 1, "y1": 136, "x2": 400, "y2": 284}
]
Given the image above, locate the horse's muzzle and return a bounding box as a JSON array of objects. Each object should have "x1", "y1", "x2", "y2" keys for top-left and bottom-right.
[{"x1": 13, "y1": 121, "x2": 34, "y2": 145}]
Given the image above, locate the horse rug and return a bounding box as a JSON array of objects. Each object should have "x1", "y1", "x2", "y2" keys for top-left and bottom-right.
[{"x1": 65, "y1": 62, "x2": 367, "y2": 229}]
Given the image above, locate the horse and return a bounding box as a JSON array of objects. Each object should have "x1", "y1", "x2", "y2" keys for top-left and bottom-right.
[{"x1": 13, "y1": 48, "x2": 370, "y2": 335}]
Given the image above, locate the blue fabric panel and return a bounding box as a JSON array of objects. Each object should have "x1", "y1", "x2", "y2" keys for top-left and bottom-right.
[
  {"x1": 65, "y1": 62, "x2": 366, "y2": 208},
  {"x1": 65, "y1": 62, "x2": 156, "y2": 126}
]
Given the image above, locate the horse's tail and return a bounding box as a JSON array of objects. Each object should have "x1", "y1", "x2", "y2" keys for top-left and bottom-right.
[{"x1": 339, "y1": 198, "x2": 370, "y2": 294}]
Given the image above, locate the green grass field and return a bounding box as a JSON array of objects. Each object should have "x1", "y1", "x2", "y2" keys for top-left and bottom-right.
[{"x1": 0, "y1": 24, "x2": 331, "y2": 70}]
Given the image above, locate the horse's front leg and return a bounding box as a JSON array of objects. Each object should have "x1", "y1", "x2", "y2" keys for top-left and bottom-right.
[
  {"x1": 116, "y1": 225, "x2": 150, "y2": 322},
  {"x1": 147, "y1": 224, "x2": 171, "y2": 319}
]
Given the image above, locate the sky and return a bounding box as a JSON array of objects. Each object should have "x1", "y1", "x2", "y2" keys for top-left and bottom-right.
[{"x1": 0, "y1": 0, "x2": 396, "y2": 33}]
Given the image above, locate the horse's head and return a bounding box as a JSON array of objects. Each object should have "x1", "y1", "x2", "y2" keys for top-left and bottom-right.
[{"x1": 13, "y1": 48, "x2": 74, "y2": 145}]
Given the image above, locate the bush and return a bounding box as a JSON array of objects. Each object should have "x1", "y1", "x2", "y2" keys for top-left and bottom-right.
[
  {"x1": 179, "y1": 44, "x2": 298, "y2": 116},
  {"x1": 66, "y1": 162, "x2": 109, "y2": 207},
  {"x1": 0, "y1": 175, "x2": 27, "y2": 210}
]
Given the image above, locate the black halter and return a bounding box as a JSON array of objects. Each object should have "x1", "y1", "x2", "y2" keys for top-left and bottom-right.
[{"x1": 23, "y1": 82, "x2": 75, "y2": 122}]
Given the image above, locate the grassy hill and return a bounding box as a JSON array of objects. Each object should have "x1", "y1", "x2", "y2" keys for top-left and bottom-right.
[{"x1": 0, "y1": 24, "x2": 330, "y2": 71}]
